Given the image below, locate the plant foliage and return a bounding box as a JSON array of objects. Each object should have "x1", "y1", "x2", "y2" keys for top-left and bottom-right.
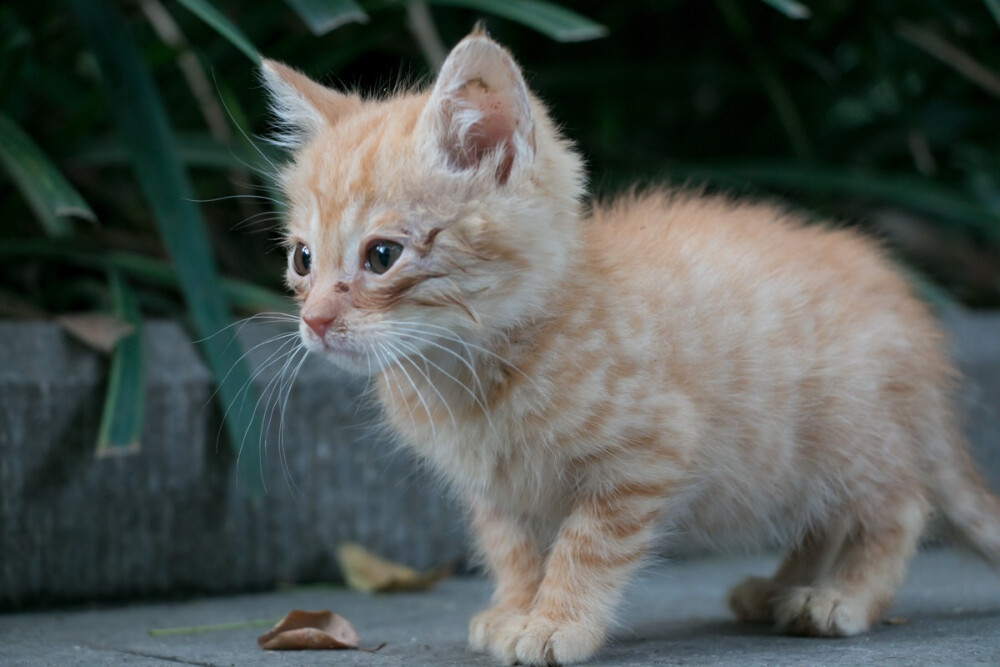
[{"x1": 1, "y1": 0, "x2": 998, "y2": 489}]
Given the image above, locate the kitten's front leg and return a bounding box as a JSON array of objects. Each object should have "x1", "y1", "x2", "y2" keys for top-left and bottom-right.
[
  {"x1": 491, "y1": 482, "x2": 665, "y2": 666},
  {"x1": 467, "y1": 499, "x2": 545, "y2": 657}
]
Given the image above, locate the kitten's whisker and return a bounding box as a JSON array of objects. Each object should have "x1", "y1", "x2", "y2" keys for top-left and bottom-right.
[
  {"x1": 211, "y1": 331, "x2": 301, "y2": 454},
  {"x1": 220, "y1": 333, "x2": 299, "y2": 458},
  {"x1": 380, "y1": 340, "x2": 438, "y2": 443},
  {"x1": 392, "y1": 336, "x2": 495, "y2": 434},
  {"x1": 262, "y1": 337, "x2": 302, "y2": 455},
  {"x1": 187, "y1": 194, "x2": 286, "y2": 207},
  {"x1": 235, "y1": 334, "x2": 305, "y2": 492},
  {"x1": 374, "y1": 344, "x2": 418, "y2": 434},
  {"x1": 394, "y1": 321, "x2": 547, "y2": 396},
  {"x1": 276, "y1": 345, "x2": 308, "y2": 497},
  {"x1": 192, "y1": 312, "x2": 297, "y2": 346},
  {"x1": 212, "y1": 68, "x2": 282, "y2": 179},
  {"x1": 385, "y1": 338, "x2": 459, "y2": 434},
  {"x1": 388, "y1": 326, "x2": 487, "y2": 399},
  {"x1": 205, "y1": 329, "x2": 299, "y2": 402},
  {"x1": 232, "y1": 211, "x2": 287, "y2": 233}
]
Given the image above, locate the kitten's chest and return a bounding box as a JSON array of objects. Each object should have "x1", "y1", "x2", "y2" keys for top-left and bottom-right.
[{"x1": 377, "y1": 378, "x2": 575, "y2": 516}]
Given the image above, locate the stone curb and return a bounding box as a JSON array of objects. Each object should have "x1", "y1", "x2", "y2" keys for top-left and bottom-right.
[{"x1": 1, "y1": 311, "x2": 997, "y2": 609}]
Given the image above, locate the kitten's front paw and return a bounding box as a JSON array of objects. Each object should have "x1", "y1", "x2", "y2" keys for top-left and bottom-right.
[
  {"x1": 774, "y1": 586, "x2": 870, "y2": 637},
  {"x1": 512, "y1": 615, "x2": 605, "y2": 666},
  {"x1": 469, "y1": 607, "x2": 527, "y2": 657},
  {"x1": 469, "y1": 610, "x2": 603, "y2": 665},
  {"x1": 728, "y1": 575, "x2": 779, "y2": 623}
]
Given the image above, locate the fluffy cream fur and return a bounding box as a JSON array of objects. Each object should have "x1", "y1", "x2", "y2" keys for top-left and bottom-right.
[{"x1": 263, "y1": 30, "x2": 1000, "y2": 666}]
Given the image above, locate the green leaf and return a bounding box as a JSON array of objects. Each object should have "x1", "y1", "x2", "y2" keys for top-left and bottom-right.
[
  {"x1": 423, "y1": 0, "x2": 606, "y2": 42},
  {"x1": 0, "y1": 111, "x2": 95, "y2": 237},
  {"x1": 985, "y1": 0, "x2": 1000, "y2": 31},
  {"x1": 758, "y1": 0, "x2": 811, "y2": 20},
  {"x1": 70, "y1": 131, "x2": 269, "y2": 171},
  {"x1": 69, "y1": 0, "x2": 266, "y2": 494},
  {"x1": 283, "y1": 0, "x2": 369, "y2": 36},
  {"x1": 96, "y1": 271, "x2": 144, "y2": 456},
  {"x1": 665, "y1": 160, "x2": 1000, "y2": 240},
  {"x1": 0, "y1": 241, "x2": 293, "y2": 314},
  {"x1": 175, "y1": 0, "x2": 260, "y2": 64}
]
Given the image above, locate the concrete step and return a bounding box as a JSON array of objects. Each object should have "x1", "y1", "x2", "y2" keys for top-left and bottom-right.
[
  {"x1": 1, "y1": 310, "x2": 998, "y2": 609},
  {"x1": 2, "y1": 549, "x2": 998, "y2": 665}
]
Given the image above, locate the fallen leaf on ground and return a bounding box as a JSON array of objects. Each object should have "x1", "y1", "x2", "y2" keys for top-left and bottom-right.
[
  {"x1": 882, "y1": 616, "x2": 908, "y2": 626},
  {"x1": 336, "y1": 542, "x2": 452, "y2": 593},
  {"x1": 56, "y1": 313, "x2": 134, "y2": 354},
  {"x1": 257, "y1": 610, "x2": 359, "y2": 650}
]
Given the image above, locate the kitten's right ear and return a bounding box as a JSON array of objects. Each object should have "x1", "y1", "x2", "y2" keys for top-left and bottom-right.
[
  {"x1": 260, "y1": 59, "x2": 360, "y2": 146},
  {"x1": 419, "y1": 34, "x2": 535, "y2": 185}
]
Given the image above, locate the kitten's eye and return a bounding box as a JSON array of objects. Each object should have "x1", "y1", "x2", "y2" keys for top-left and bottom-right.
[
  {"x1": 365, "y1": 241, "x2": 403, "y2": 274},
  {"x1": 291, "y1": 243, "x2": 311, "y2": 276}
]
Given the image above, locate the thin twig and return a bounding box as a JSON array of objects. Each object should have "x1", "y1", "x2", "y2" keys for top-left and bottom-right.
[
  {"x1": 138, "y1": 0, "x2": 261, "y2": 221},
  {"x1": 714, "y1": 0, "x2": 814, "y2": 160},
  {"x1": 406, "y1": 1, "x2": 447, "y2": 72},
  {"x1": 897, "y1": 20, "x2": 1000, "y2": 100}
]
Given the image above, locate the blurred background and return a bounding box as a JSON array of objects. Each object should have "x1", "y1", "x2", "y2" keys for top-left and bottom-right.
[{"x1": 2, "y1": 0, "x2": 999, "y2": 608}]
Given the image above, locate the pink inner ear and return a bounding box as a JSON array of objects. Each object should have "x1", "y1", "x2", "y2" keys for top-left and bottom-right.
[{"x1": 444, "y1": 80, "x2": 518, "y2": 184}]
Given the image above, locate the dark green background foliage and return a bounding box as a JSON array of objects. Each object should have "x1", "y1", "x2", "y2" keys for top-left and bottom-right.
[
  {"x1": 1, "y1": 1, "x2": 998, "y2": 475},
  {"x1": 3, "y1": 1, "x2": 1000, "y2": 310}
]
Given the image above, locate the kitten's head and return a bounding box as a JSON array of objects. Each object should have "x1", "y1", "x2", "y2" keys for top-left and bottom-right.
[{"x1": 262, "y1": 30, "x2": 584, "y2": 374}]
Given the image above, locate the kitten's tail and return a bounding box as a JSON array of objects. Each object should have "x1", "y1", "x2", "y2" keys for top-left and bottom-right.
[{"x1": 934, "y1": 443, "x2": 1000, "y2": 568}]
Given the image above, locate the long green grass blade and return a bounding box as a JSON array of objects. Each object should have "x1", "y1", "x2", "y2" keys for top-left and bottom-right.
[
  {"x1": 0, "y1": 241, "x2": 293, "y2": 314},
  {"x1": 149, "y1": 618, "x2": 278, "y2": 636},
  {"x1": 70, "y1": 0, "x2": 266, "y2": 494},
  {"x1": 666, "y1": 160, "x2": 1000, "y2": 240},
  {"x1": 715, "y1": 0, "x2": 813, "y2": 159},
  {"x1": 96, "y1": 271, "x2": 144, "y2": 456},
  {"x1": 759, "y1": 0, "x2": 811, "y2": 19},
  {"x1": 0, "y1": 111, "x2": 95, "y2": 237},
  {"x1": 985, "y1": 0, "x2": 1000, "y2": 30},
  {"x1": 424, "y1": 0, "x2": 606, "y2": 42},
  {"x1": 176, "y1": 0, "x2": 260, "y2": 64},
  {"x1": 70, "y1": 131, "x2": 271, "y2": 171},
  {"x1": 284, "y1": 0, "x2": 369, "y2": 35}
]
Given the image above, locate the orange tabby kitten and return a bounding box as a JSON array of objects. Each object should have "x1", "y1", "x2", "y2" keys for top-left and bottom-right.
[{"x1": 261, "y1": 29, "x2": 1000, "y2": 665}]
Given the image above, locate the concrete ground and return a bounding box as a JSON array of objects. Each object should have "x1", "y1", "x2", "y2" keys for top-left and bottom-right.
[{"x1": 2, "y1": 548, "x2": 998, "y2": 666}]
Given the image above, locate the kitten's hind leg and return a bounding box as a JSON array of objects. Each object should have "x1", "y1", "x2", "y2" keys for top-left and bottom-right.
[
  {"x1": 773, "y1": 490, "x2": 930, "y2": 637},
  {"x1": 728, "y1": 522, "x2": 847, "y2": 624}
]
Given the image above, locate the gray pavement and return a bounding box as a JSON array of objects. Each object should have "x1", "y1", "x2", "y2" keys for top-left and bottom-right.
[{"x1": 2, "y1": 548, "x2": 999, "y2": 666}]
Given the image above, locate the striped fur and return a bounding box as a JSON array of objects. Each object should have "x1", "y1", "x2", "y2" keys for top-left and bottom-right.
[{"x1": 263, "y1": 31, "x2": 1000, "y2": 665}]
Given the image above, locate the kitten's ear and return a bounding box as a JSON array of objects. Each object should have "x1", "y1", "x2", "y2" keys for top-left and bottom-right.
[
  {"x1": 420, "y1": 34, "x2": 535, "y2": 184},
  {"x1": 260, "y1": 59, "x2": 360, "y2": 146}
]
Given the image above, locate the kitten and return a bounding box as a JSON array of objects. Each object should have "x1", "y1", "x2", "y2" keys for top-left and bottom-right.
[{"x1": 261, "y1": 29, "x2": 1000, "y2": 666}]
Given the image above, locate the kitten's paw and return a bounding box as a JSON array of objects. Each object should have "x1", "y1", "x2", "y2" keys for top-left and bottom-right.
[
  {"x1": 468, "y1": 607, "x2": 526, "y2": 656},
  {"x1": 512, "y1": 615, "x2": 605, "y2": 666},
  {"x1": 774, "y1": 586, "x2": 870, "y2": 637},
  {"x1": 728, "y1": 575, "x2": 779, "y2": 623}
]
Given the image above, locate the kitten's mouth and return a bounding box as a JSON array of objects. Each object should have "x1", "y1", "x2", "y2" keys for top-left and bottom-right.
[
  {"x1": 317, "y1": 337, "x2": 363, "y2": 360},
  {"x1": 303, "y1": 330, "x2": 364, "y2": 361}
]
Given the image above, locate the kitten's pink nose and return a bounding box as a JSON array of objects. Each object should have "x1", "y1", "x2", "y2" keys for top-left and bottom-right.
[{"x1": 303, "y1": 313, "x2": 335, "y2": 339}]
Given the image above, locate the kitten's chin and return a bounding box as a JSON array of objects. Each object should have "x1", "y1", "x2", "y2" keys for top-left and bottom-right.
[{"x1": 302, "y1": 336, "x2": 374, "y2": 376}]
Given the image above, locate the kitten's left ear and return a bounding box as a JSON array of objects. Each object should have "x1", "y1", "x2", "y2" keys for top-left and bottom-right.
[
  {"x1": 420, "y1": 34, "x2": 535, "y2": 184},
  {"x1": 260, "y1": 59, "x2": 360, "y2": 146}
]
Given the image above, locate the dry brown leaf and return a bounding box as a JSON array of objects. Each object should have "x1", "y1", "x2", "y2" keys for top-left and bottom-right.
[
  {"x1": 56, "y1": 313, "x2": 134, "y2": 354},
  {"x1": 882, "y1": 616, "x2": 909, "y2": 626},
  {"x1": 257, "y1": 610, "x2": 359, "y2": 650},
  {"x1": 336, "y1": 542, "x2": 452, "y2": 593}
]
